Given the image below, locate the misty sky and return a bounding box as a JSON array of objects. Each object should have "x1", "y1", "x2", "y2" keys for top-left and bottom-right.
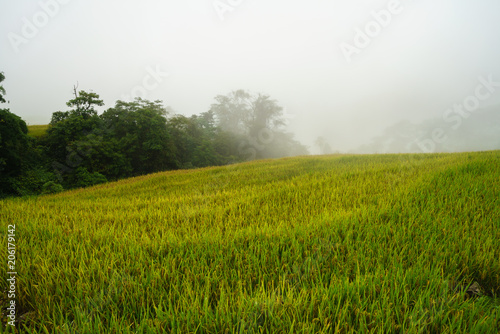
[{"x1": 1, "y1": 0, "x2": 500, "y2": 152}]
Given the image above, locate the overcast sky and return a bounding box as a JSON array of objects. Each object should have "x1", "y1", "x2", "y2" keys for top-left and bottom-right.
[{"x1": 2, "y1": 0, "x2": 500, "y2": 152}]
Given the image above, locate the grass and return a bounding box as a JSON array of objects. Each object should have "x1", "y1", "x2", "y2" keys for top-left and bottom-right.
[
  {"x1": 26, "y1": 125, "x2": 49, "y2": 138},
  {"x1": 1, "y1": 151, "x2": 499, "y2": 333}
]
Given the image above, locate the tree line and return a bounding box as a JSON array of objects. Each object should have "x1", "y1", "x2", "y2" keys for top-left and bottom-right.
[{"x1": 0, "y1": 73, "x2": 308, "y2": 198}]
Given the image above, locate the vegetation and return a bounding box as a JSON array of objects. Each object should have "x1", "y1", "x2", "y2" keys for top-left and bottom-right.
[
  {"x1": 0, "y1": 109, "x2": 33, "y2": 196},
  {"x1": 26, "y1": 125, "x2": 49, "y2": 139},
  {"x1": 1, "y1": 151, "x2": 499, "y2": 333},
  {"x1": 0, "y1": 73, "x2": 6, "y2": 104},
  {"x1": 0, "y1": 72, "x2": 307, "y2": 198}
]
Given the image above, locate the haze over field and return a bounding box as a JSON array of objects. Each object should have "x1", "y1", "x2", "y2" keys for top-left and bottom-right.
[{"x1": 1, "y1": 0, "x2": 500, "y2": 153}]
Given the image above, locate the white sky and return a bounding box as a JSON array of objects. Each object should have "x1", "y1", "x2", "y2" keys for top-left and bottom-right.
[{"x1": 1, "y1": 0, "x2": 500, "y2": 152}]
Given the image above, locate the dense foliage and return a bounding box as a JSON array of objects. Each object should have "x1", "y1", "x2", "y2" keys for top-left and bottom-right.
[
  {"x1": 0, "y1": 74, "x2": 307, "y2": 198},
  {"x1": 0, "y1": 108, "x2": 31, "y2": 195}
]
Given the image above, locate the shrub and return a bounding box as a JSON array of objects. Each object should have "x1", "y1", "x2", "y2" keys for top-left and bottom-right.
[
  {"x1": 42, "y1": 181, "x2": 64, "y2": 195},
  {"x1": 74, "y1": 167, "x2": 108, "y2": 188},
  {"x1": 9, "y1": 168, "x2": 59, "y2": 196}
]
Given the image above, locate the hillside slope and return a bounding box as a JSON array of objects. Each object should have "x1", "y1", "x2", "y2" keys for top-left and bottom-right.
[
  {"x1": 26, "y1": 125, "x2": 49, "y2": 138},
  {"x1": 1, "y1": 152, "x2": 499, "y2": 333}
]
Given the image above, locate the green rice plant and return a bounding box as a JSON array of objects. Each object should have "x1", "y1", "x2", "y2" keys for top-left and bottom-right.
[
  {"x1": 26, "y1": 125, "x2": 49, "y2": 138},
  {"x1": 0, "y1": 151, "x2": 499, "y2": 333}
]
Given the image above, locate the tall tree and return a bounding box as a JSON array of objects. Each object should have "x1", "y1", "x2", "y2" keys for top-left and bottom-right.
[
  {"x1": 210, "y1": 90, "x2": 253, "y2": 134},
  {"x1": 102, "y1": 98, "x2": 177, "y2": 174},
  {"x1": 248, "y1": 94, "x2": 285, "y2": 138},
  {"x1": 66, "y1": 85, "x2": 104, "y2": 118},
  {"x1": 45, "y1": 89, "x2": 106, "y2": 185},
  {"x1": 49, "y1": 86, "x2": 104, "y2": 125},
  {"x1": 210, "y1": 90, "x2": 287, "y2": 136},
  {"x1": 210, "y1": 90, "x2": 308, "y2": 159},
  {"x1": 0, "y1": 72, "x2": 6, "y2": 103},
  {"x1": 0, "y1": 74, "x2": 32, "y2": 195},
  {"x1": 166, "y1": 113, "x2": 224, "y2": 168},
  {"x1": 0, "y1": 110, "x2": 31, "y2": 194}
]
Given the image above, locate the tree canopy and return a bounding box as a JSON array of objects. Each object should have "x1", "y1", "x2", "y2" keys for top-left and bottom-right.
[
  {"x1": 210, "y1": 90, "x2": 307, "y2": 159},
  {"x1": 0, "y1": 72, "x2": 6, "y2": 103},
  {"x1": 0, "y1": 73, "x2": 308, "y2": 197}
]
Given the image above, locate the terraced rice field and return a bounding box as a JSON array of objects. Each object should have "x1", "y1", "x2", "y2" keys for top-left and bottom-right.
[
  {"x1": 26, "y1": 125, "x2": 49, "y2": 139},
  {"x1": 1, "y1": 151, "x2": 499, "y2": 333}
]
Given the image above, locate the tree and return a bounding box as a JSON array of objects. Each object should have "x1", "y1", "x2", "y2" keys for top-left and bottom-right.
[
  {"x1": 166, "y1": 113, "x2": 224, "y2": 168},
  {"x1": 212, "y1": 130, "x2": 245, "y2": 163},
  {"x1": 315, "y1": 136, "x2": 333, "y2": 155},
  {"x1": 102, "y1": 98, "x2": 177, "y2": 175},
  {"x1": 210, "y1": 90, "x2": 308, "y2": 159},
  {"x1": 0, "y1": 109, "x2": 31, "y2": 196},
  {"x1": 0, "y1": 72, "x2": 6, "y2": 103},
  {"x1": 0, "y1": 73, "x2": 60, "y2": 197},
  {"x1": 188, "y1": 113, "x2": 222, "y2": 167},
  {"x1": 0, "y1": 73, "x2": 30, "y2": 195},
  {"x1": 66, "y1": 85, "x2": 104, "y2": 118},
  {"x1": 49, "y1": 111, "x2": 70, "y2": 125},
  {"x1": 210, "y1": 90, "x2": 287, "y2": 137},
  {"x1": 248, "y1": 94, "x2": 285, "y2": 138},
  {"x1": 210, "y1": 90, "x2": 253, "y2": 134},
  {"x1": 48, "y1": 88, "x2": 104, "y2": 126},
  {"x1": 45, "y1": 89, "x2": 107, "y2": 187}
]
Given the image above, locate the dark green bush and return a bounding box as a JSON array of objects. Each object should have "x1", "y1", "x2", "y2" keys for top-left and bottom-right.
[
  {"x1": 74, "y1": 167, "x2": 108, "y2": 188},
  {"x1": 9, "y1": 168, "x2": 59, "y2": 196},
  {"x1": 41, "y1": 181, "x2": 64, "y2": 195}
]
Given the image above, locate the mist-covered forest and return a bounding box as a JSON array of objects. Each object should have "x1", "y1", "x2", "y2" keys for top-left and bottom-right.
[
  {"x1": 3, "y1": 64, "x2": 500, "y2": 198},
  {"x1": 0, "y1": 73, "x2": 307, "y2": 198}
]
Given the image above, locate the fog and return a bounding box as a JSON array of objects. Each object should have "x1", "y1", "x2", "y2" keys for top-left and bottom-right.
[{"x1": 2, "y1": 0, "x2": 500, "y2": 154}]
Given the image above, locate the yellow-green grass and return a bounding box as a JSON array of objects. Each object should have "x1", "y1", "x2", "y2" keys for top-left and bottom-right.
[
  {"x1": 27, "y1": 125, "x2": 49, "y2": 138},
  {"x1": 1, "y1": 152, "x2": 499, "y2": 333}
]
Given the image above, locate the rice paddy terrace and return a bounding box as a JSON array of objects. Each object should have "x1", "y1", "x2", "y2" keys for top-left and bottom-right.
[{"x1": 1, "y1": 151, "x2": 499, "y2": 333}]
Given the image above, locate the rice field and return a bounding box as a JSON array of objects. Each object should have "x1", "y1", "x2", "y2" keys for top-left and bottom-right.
[
  {"x1": 26, "y1": 125, "x2": 49, "y2": 139},
  {"x1": 1, "y1": 151, "x2": 499, "y2": 333}
]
